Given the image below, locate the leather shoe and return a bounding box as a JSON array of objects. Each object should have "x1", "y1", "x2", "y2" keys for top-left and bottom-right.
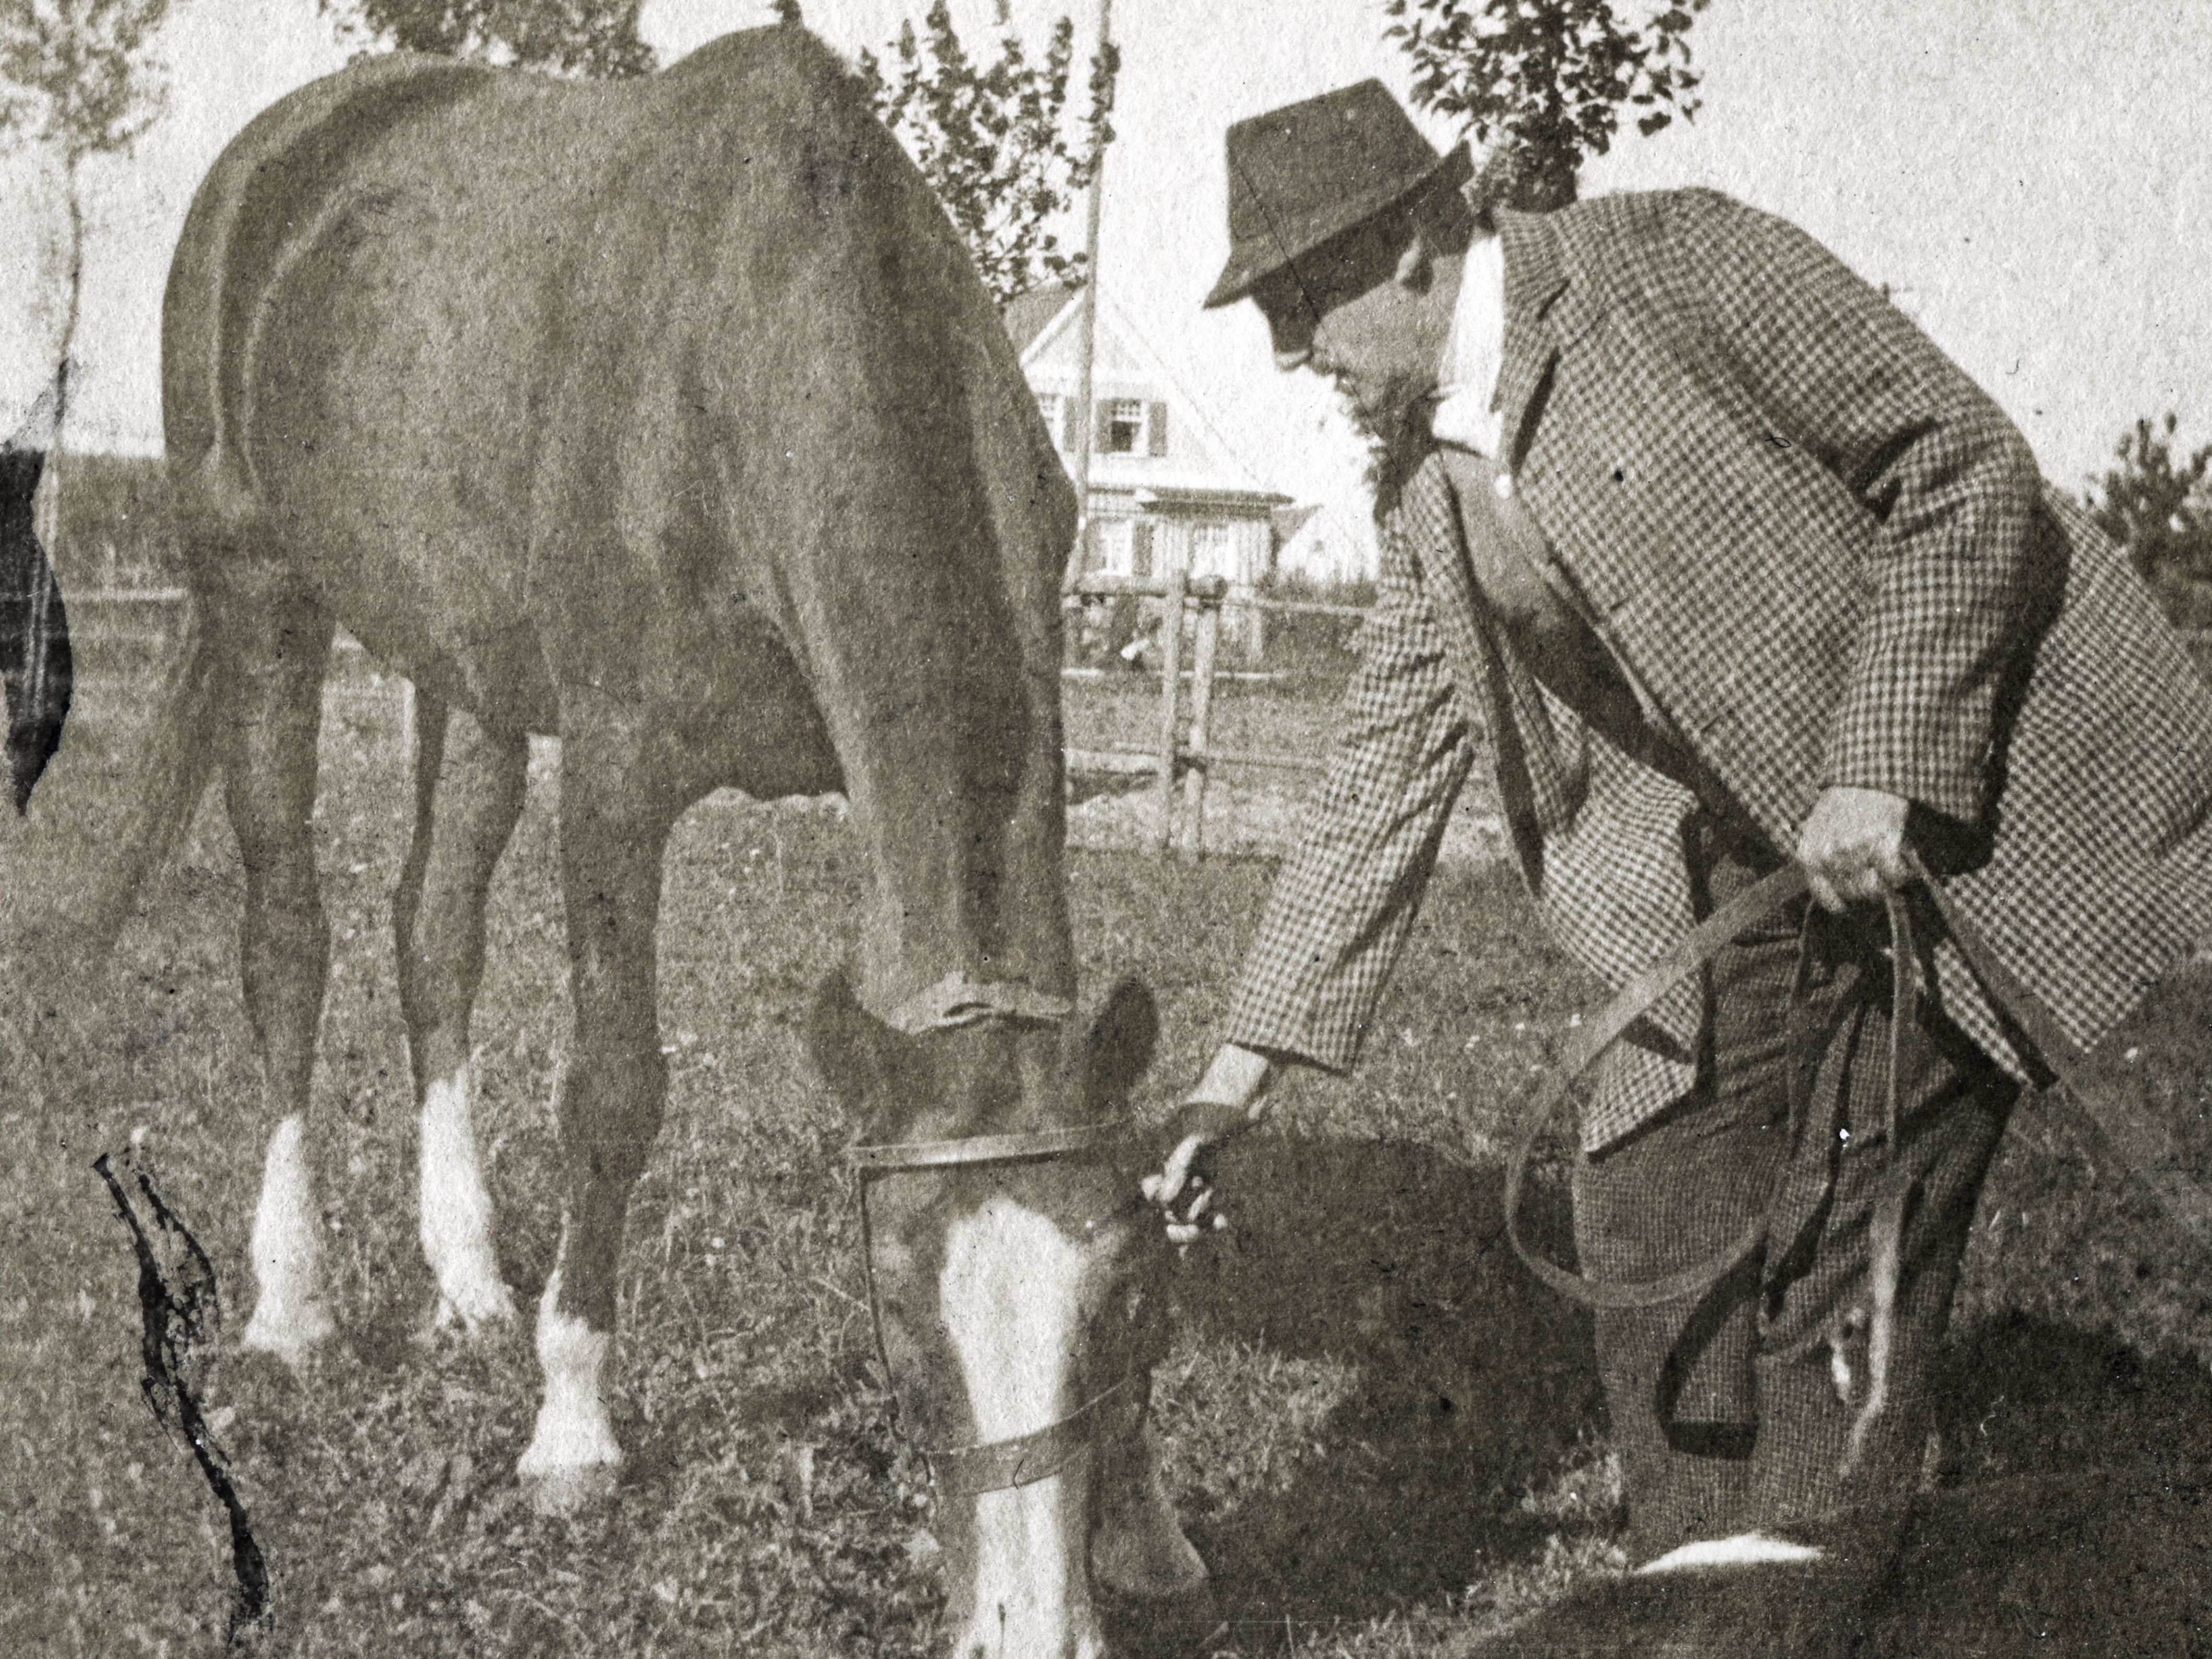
[{"x1": 1470, "y1": 1539, "x2": 1895, "y2": 1657}]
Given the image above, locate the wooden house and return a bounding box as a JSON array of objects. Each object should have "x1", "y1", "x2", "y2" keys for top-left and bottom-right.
[{"x1": 1004, "y1": 284, "x2": 1291, "y2": 612}]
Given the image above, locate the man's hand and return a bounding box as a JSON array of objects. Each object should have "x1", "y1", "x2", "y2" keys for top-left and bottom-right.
[
  {"x1": 1141, "y1": 1045, "x2": 1274, "y2": 1248},
  {"x1": 1797, "y1": 786, "x2": 1912, "y2": 913}
]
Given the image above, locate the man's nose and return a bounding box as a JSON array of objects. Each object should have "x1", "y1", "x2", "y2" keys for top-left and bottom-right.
[{"x1": 1262, "y1": 306, "x2": 1316, "y2": 372}]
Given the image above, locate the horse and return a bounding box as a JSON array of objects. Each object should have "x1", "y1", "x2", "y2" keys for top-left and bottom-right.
[{"x1": 82, "y1": 22, "x2": 1205, "y2": 1656}]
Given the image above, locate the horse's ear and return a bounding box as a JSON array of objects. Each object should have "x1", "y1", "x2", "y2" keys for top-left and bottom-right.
[
  {"x1": 806, "y1": 969, "x2": 896, "y2": 1114},
  {"x1": 1077, "y1": 977, "x2": 1157, "y2": 1115}
]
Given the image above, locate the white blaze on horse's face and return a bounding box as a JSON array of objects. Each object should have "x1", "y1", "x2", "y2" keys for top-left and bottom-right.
[
  {"x1": 938, "y1": 1193, "x2": 1106, "y2": 1659},
  {"x1": 417, "y1": 1063, "x2": 517, "y2": 1332}
]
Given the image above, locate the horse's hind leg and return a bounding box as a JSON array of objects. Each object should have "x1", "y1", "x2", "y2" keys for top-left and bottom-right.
[
  {"x1": 393, "y1": 694, "x2": 527, "y2": 1335},
  {"x1": 216, "y1": 579, "x2": 336, "y2": 1367}
]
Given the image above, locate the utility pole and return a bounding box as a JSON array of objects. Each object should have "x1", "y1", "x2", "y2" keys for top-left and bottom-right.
[{"x1": 1061, "y1": 0, "x2": 1112, "y2": 594}]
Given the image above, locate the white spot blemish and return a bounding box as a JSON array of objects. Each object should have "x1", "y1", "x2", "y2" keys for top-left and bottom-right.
[
  {"x1": 418, "y1": 1064, "x2": 517, "y2": 1332},
  {"x1": 239, "y1": 1115, "x2": 335, "y2": 1367},
  {"x1": 939, "y1": 1195, "x2": 1105, "y2": 1659},
  {"x1": 517, "y1": 1266, "x2": 623, "y2": 1481},
  {"x1": 1639, "y1": 1533, "x2": 1825, "y2": 1573}
]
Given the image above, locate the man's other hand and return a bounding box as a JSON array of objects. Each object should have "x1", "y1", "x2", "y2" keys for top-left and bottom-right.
[
  {"x1": 1143, "y1": 1045, "x2": 1274, "y2": 1248},
  {"x1": 1797, "y1": 786, "x2": 1911, "y2": 912}
]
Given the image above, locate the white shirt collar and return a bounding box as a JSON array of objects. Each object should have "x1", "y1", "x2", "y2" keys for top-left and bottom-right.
[{"x1": 1428, "y1": 232, "x2": 1507, "y2": 456}]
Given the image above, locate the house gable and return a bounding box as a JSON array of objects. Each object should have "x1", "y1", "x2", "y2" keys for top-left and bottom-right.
[
  {"x1": 1013, "y1": 285, "x2": 1274, "y2": 497},
  {"x1": 1004, "y1": 283, "x2": 1295, "y2": 601}
]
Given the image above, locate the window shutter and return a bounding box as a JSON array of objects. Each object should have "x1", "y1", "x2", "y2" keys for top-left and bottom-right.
[
  {"x1": 1061, "y1": 397, "x2": 1079, "y2": 453},
  {"x1": 1096, "y1": 402, "x2": 1115, "y2": 452},
  {"x1": 1147, "y1": 401, "x2": 1169, "y2": 456},
  {"x1": 1131, "y1": 520, "x2": 1154, "y2": 579}
]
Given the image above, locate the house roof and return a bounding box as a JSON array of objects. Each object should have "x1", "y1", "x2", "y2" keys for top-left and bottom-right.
[
  {"x1": 1271, "y1": 503, "x2": 1322, "y2": 547},
  {"x1": 1276, "y1": 500, "x2": 1380, "y2": 582},
  {"x1": 1020, "y1": 288, "x2": 1280, "y2": 493},
  {"x1": 1002, "y1": 283, "x2": 1080, "y2": 356}
]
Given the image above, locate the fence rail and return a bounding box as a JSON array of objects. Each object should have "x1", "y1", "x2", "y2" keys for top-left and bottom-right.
[
  {"x1": 57, "y1": 588, "x2": 2212, "y2": 865},
  {"x1": 1063, "y1": 571, "x2": 1354, "y2": 857}
]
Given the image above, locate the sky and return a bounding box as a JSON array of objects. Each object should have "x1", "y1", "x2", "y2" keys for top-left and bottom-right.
[{"x1": 17, "y1": 0, "x2": 2211, "y2": 533}]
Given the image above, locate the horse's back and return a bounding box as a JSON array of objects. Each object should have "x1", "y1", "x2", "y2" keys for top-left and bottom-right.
[{"x1": 161, "y1": 26, "x2": 1070, "y2": 754}]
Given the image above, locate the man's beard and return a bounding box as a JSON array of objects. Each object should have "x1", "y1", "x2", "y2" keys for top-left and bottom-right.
[{"x1": 1333, "y1": 366, "x2": 1438, "y2": 516}]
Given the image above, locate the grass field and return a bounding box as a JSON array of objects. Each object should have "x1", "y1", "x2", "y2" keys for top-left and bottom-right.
[{"x1": 5, "y1": 636, "x2": 2212, "y2": 1655}]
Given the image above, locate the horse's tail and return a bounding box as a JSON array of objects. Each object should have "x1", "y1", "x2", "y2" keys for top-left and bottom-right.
[{"x1": 67, "y1": 595, "x2": 226, "y2": 966}]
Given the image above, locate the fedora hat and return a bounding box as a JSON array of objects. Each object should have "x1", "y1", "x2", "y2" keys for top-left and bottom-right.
[{"x1": 1204, "y1": 80, "x2": 1471, "y2": 310}]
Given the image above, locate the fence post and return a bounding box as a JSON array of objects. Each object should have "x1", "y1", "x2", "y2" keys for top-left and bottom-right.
[
  {"x1": 1179, "y1": 588, "x2": 1221, "y2": 862},
  {"x1": 399, "y1": 678, "x2": 418, "y2": 786},
  {"x1": 1150, "y1": 569, "x2": 1186, "y2": 857}
]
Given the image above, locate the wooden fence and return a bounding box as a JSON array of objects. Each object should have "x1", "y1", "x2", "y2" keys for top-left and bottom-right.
[
  {"x1": 64, "y1": 588, "x2": 2212, "y2": 867},
  {"x1": 65, "y1": 589, "x2": 424, "y2": 764},
  {"x1": 1061, "y1": 577, "x2": 2212, "y2": 864},
  {"x1": 1062, "y1": 572, "x2": 1370, "y2": 861}
]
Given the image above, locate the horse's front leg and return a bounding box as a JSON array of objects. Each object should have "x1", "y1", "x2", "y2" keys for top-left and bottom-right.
[{"x1": 516, "y1": 727, "x2": 677, "y2": 1512}]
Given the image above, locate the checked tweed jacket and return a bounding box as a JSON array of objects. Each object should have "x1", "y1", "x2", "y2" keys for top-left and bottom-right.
[{"x1": 1224, "y1": 187, "x2": 2212, "y2": 1150}]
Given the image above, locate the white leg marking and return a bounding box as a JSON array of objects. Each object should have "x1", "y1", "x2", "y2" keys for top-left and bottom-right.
[
  {"x1": 417, "y1": 1063, "x2": 516, "y2": 1332},
  {"x1": 1639, "y1": 1532, "x2": 1826, "y2": 1573},
  {"x1": 940, "y1": 1196, "x2": 1105, "y2": 1659},
  {"x1": 517, "y1": 1266, "x2": 622, "y2": 1480},
  {"x1": 238, "y1": 1115, "x2": 335, "y2": 1366}
]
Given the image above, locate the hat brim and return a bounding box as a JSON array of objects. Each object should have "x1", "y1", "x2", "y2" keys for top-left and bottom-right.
[{"x1": 1202, "y1": 143, "x2": 1471, "y2": 310}]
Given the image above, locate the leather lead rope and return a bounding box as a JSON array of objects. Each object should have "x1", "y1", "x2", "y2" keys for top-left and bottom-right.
[
  {"x1": 1901, "y1": 847, "x2": 2212, "y2": 1258},
  {"x1": 1505, "y1": 851, "x2": 2212, "y2": 1319},
  {"x1": 1504, "y1": 866, "x2": 1912, "y2": 1328},
  {"x1": 1502, "y1": 862, "x2": 1807, "y2": 1310},
  {"x1": 1844, "y1": 890, "x2": 1917, "y2": 1475}
]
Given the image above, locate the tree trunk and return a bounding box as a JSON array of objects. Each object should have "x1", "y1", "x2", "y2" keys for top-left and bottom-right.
[{"x1": 34, "y1": 164, "x2": 84, "y2": 565}]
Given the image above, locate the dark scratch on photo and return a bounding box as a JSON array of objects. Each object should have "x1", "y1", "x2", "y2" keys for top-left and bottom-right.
[{"x1": 94, "y1": 1153, "x2": 270, "y2": 1646}]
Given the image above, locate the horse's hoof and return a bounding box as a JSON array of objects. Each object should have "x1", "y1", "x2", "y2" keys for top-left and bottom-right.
[
  {"x1": 420, "y1": 1284, "x2": 520, "y2": 1344},
  {"x1": 519, "y1": 1462, "x2": 620, "y2": 1518},
  {"x1": 238, "y1": 1301, "x2": 336, "y2": 1371}
]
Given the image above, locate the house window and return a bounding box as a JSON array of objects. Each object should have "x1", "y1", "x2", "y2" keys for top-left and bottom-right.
[
  {"x1": 1091, "y1": 517, "x2": 1134, "y2": 576},
  {"x1": 1190, "y1": 520, "x2": 1236, "y2": 579},
  {"x1": 1099, "y1": 398, "x2": 1145, "y2": 454}
]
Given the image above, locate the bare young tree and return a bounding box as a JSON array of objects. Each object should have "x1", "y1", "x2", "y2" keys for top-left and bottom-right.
[
  {"x1": 1382, "y1": 0, "x2": 1711, "y2": 210},
  {"x1": 854, "y1": 0, "x2": 1117, "y2": 305},
  {"x1": 0, "y1": 0, "x2": 172, "y2": 548},
  {"x1": 318, "y1": 0, "x2": 655, "y2": 78}
]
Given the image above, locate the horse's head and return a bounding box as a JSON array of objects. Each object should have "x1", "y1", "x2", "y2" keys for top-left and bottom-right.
[{"x1": 808, "y1": 971, "x2": 1200, "y2": 1658}]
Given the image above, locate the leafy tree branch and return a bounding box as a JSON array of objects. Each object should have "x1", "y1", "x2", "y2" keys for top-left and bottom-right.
[
  {"x1": 1382, "y1": 0, "x2": 1711, "y2": 209},
  {"x1": 318, "y1": 0, "x2": 655, "y2": 78},
  {"x1": 855, "y1": 0, "x2": 1117, "y2": 304}
]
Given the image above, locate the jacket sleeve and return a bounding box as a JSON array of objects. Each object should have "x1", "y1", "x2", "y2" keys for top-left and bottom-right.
[
  {"x1": 1666, "y1": 189, "x2": 2047, "y2": 828},
  {"x1": 1223, "y1": 508, "x2": 1479, "y2": 1071}
]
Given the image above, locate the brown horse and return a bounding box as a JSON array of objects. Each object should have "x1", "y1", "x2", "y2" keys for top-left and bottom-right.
[{"x1": 90, "y1": 23, "x2": 1203, "y2": 1655}]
